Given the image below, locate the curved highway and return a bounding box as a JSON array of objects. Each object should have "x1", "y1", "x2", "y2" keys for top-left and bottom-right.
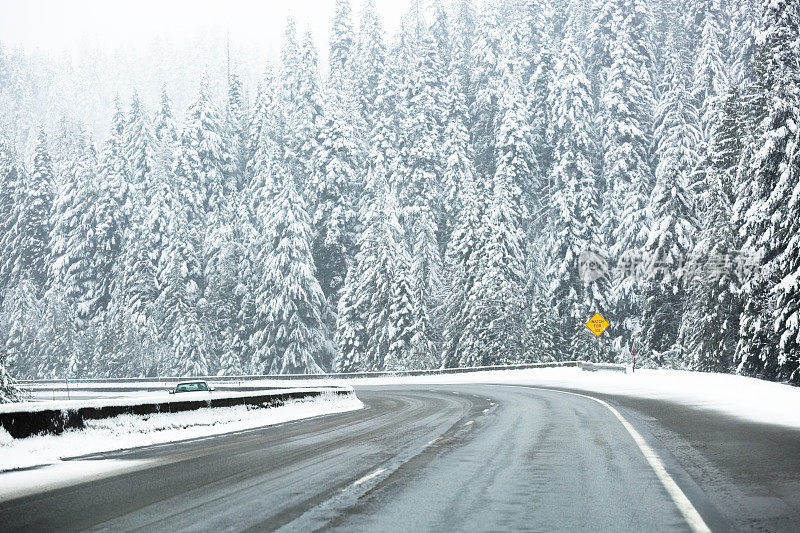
[{"x1": 1, "y1": 385, "x2": 799, "y2": 532}]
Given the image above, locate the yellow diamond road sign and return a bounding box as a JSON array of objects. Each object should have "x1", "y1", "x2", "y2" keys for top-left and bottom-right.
[{"x1": 586, "y1": 313, "x2": 610, "y2": 337}]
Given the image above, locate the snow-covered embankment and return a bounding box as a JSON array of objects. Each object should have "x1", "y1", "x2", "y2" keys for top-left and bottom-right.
[{"x1": 0, "y1": 386, "x2": 362, "y2": 472}]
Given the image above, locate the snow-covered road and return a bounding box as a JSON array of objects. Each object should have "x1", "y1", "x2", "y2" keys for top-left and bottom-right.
[
  {"x1": 2, "y1": 370, "x2": 799, "y2": 531},
  {"x1": 2, "y1": 383, "x2": 799, "y2": 531}
]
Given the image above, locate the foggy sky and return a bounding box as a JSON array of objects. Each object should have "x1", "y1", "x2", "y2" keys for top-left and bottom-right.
[{"x1": 0, "y1": 0, "x2": 407, "y2": 60}]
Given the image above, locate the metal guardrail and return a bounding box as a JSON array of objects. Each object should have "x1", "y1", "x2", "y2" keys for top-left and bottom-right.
[
  {"x1": 19, "y1": 361, "x2": 582, "y2": 387},
  {"x1": 581, "y1": 362, "x2": 628, "y2": 373}
]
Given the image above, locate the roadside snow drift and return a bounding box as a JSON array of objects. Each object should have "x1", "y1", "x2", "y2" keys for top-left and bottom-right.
[
  {"x1": 232, "y1": 367, "x2": 800, "y2": 430},
  {"x1": 0, "y1": 390, "x2": 363, "y2": 473},
  {"x1": 0, "y1": 387, "x2": 354, "y2": 438}
]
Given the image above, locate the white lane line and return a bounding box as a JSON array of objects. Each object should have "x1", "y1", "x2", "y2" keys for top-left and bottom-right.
[
  {"x1": 352, "y1": 468, "x2": 387, "y2": 487},
  {"x1": 501, "y1": 385, "x2": 710, "y2": 533},
  {"x1": 464, "y1": 420, "x2": 474, "y2": 426}
]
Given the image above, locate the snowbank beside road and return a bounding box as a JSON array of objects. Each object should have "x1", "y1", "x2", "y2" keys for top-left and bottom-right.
[
  {"x1": 240, "y1": 368, "x2": 800, "y2": 430},
  {"x1": 480, "y1": 368, "x2": 800, "y2": 429},
  {"x1": 0, "y1": 392, "x2": 363, "y2": 473},
  {"x1": 0, "y1": 386, "x2": 345, "y2": 414},
  {"x1": 16, "y1": 367, "x2": 800, "y2": 431}
]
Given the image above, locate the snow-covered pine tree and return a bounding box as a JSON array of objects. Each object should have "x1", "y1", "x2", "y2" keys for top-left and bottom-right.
[
  {"x1": 369, "y1": 185, "x2": 414, "y2": 372},
  {"x1": 640, "y1": 61, "x2": 699, "y2": 366},
  {"x1": 276, "y1": 27, "x2": 305, "y2": 195},
  {"x1": 494, "y1": 49, "x2": 539, "y2": 233},
  {"x1": 458, "y1": 166, "x2": 528, "y2": 366},
  {"x1": 247, "y1": 65, "x2": 276, "y2": 167},
  {"x1": 586, "y1": 0, "x2": 620, "y2": 99},
  {"x1": 442, "y1": 160, "x2": 484, "y2": 368},
  {"x1": 48, "y1": 128, "x2": 103, "y2": 331},
  {"x1": 524, "y1": 0, "x2": 556, "y2": 186},
  {"x1": 335, "y1": 182, "x2": 413, "y2": 372},
  {"x1": 334, "y1": 57, "x2": 403, "y2": 372},
  {"x1": 1, "y1": 277, "x2": 41, "y2": 383},
  {"x1": 682, "y1": 0, "x2": 714, "y2": 57},
  {"x1": 0, "y1": 338, "x2": 20, "y2": 402},
  {"x1": 0, "y1": 139, "x2": 22, "y2": 302},
  {"x1": 293, "y1": 31, "x2": 325, "y2": 199},
  {"x1": 199, "y1": 75, "x2": 252, "y2": 374},
  {"x1": 203, "y1": 208, "x2": 245, "y2": 375},
  {"x1": 521, "y1": 241, "x2": 556, "y2": 363},
  {"x1": 598, "y1": 0, "x2": 657, "y2": 348},
  {"x1": 393, "y1": 28, "x2": 447, "y2": 366},
  {"x1": 470, "y1": 6, "x2": 503, "y2": 180},
  {"x1": 430, "y1": 0, "x2": 452, "y2": 94},
  {"x1": 35, "y1": 283, "x2": 85, "y2": 378},
  {"x1": 309, "y1": 77, "x2": 362, "y2": 302},
  {"x1": 334, "y1": 264, "x2": 365, "y2": 372},
  {"x1": 451, "y1": 0, "x2": 476, "y2": 114},
  {"x1": 119, "y1": 111, "x2": 179, "y2": 352},
  {"x1": 247, "y1": 67, "x2": 282, "y2": 221},
  {"x1": 124, "y1": 89, "x2": 155, "y2": 189},
  {"x1": 93, "y1": 100, "x2": 133, "y2": 330},
  {"x1": 248, "y1": 176, "x2": 279, "y2": 375},
  {"x1": 158, "y1": 202, "x2": 208, "y2": 377},
  {"x1": 440, "y1": 52, "x2": 477, "y2": 254},
  {"x1": 407, "y1": 206, "x2": 442, "y2": 369},
  {"x1": 688, "y1": 2, "x2": 729, "y2": 217},
  {"x1": 728, "y1": 0, "x2": 759, "y2": 87},
  {"x1": 279, "y1": 17, "x2": 301, "y2": 126},
  {"x1": 692, "y1": 2, "x2": 729, "y2": 140},
  {"x1": 773, "y1": 124, "x2": 800, "y2": 384},
  {"x1": 175, "y1": 77, "x2": 237, "y2": 218},
  {"x1": 154, "y1": 84, "x2": 179, "y2": 147},
  {"x1": 330, "y1": 0, "x2": 356, "y2": 86},
  {"x1": 546, "y1": 38, "x2": 609, "y2": 362},
  {"x1": 355, "y1": 0, "x2": 386, "y2": 130},
  {"x1": 219, "y1": 195, "x2": 257, "y2": 376},
  {"x1": 736, "y1": 0, "x2": 800, "y2": 380},
  {"x1": 395, "y1": 29, "x2": 446, "y2": 214},
  {"x1": 252, "y1": 171, "x2": 328, "y2": 374},
  {"x1": 94, "y1": 262, "x2": 161, "y2": 378},
  {"x1": 16, "y1": 130, "x2": 54, "y2": 294},
  {"x1": 679, "y1": 87, "x2": 744, "y2": 373},
  {"x1": 226, "y1": 71, "x2": 249, "y2": 188}
]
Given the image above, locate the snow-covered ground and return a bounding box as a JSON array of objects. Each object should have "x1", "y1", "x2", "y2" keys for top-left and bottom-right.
[
  {"x1": 18, "y1": 368, "x2": 800, "y2": 430},
  {"x1": 17, "y1": 368, "x2": 800, "y2": 430},
  {"x1": 0, "y1": 392, "x2": 363, "y2": 475},
  {"x1": 245, "y1": 368, "x2": 799, "y2": 430}
]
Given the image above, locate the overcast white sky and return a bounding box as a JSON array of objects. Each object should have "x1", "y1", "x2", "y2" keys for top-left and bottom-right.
[
  {"x1": 0, "y1": 0, "x2": 420, "y2": 147},
  {"x1": 0, "y1": 0, "x2": 407, "y2": 58}
]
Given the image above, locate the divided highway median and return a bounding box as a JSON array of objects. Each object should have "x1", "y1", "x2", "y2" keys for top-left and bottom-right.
[{"x1": 0, "y1": 386, "x2": 355, "y2": 439}]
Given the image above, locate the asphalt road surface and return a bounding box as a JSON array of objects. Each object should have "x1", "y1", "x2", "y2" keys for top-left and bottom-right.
[{"x1": 1, "y1": 384, "x2": 799, "y2": 532}]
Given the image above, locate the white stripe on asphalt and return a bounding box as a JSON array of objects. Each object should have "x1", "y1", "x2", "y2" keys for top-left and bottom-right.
[
  {"x1": 500, "y1": 385, "x2": 711, "y2": 533},
  {"x1": 352, "y1": 468, "x2": 387, "y2": 487}
]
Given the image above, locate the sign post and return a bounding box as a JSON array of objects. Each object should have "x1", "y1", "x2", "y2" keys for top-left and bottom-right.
[{"x1": 632, "y1": 333, "x2": 638, "y2": 373}]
